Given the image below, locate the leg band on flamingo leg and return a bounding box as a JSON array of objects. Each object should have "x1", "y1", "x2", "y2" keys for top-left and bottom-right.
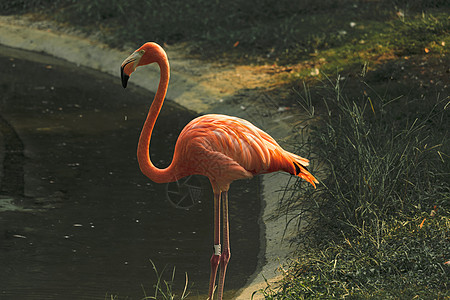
[
  {"x1": 214, "y1": 244, "x2": 222, "y2": 256},
  {"x1": 217, "y1": 191, "x2": 230, "y2": 300}
]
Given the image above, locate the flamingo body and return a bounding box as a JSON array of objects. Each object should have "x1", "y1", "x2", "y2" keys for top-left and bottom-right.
[
  {"x1": 173, "y1": 113, "x2": 316, "y2": 192},
  {"x1": 120, "y1": 42, "x2": 317, "y2": 300}
]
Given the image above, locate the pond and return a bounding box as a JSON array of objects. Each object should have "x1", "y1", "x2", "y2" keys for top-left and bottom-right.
[{"x1": 0, "y1": 45, "x2": 260, "y2": 299}]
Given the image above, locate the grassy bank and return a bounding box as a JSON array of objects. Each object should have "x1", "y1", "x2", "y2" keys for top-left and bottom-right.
[
  {"x1": 2, "y1": 1, "x2": 448, "y2": 298},
  {"x1": 266, "y1": 74, "x2": 449, "y2": 298}
]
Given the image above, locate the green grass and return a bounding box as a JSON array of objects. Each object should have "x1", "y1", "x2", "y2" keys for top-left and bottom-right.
[
  {"x1": 283, "y1": 11, "x2": 449, "y2": 83},
  {"x1": 261, "y1": 215, "x2": 449, "y2": 299},
  {"x1": 264, "y1": 75, "x2": 449, "y2": 299},
  {"x1": 106, "y1": 260, "x2": 190, "y2": 300},
  {"x1": 141, "y1": 260, "x2": 189, "y2": 300}
]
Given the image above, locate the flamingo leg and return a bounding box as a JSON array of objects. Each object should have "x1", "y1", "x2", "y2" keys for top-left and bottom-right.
[
  {"x1": 217, "y1": 191, "x2": 231, "y2": 300},
  {"x1": 208, "y1": 192, "x2": 221, "y2": 300}
]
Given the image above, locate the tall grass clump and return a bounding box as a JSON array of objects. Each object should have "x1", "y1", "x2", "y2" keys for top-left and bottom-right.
[
  {"x1": 141, "y1": 260, "x2": 189, "y2": 300},
  {"x1": 313, "y1": 77, "x2": 447, "y2": 234},
  {"x1": 265, "y1": 76, "x2": 449, "y2": 298},
  {"x1": 106, "y1": 260, "x2": 189, "y2": 300}
]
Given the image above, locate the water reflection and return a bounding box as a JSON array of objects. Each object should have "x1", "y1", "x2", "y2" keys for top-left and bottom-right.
[{"x1": 0, "y1": 46, "x2": 260, "y2": 299}]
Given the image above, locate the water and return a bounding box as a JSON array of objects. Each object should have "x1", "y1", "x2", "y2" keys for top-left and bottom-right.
[{"x1": 0, "y1": 46, "x2": 260, "y2": 299}]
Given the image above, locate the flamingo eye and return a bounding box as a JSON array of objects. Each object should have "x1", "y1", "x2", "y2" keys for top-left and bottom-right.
[{"x1": 139, "y1": 50, "x2": 145, "y2": 55}]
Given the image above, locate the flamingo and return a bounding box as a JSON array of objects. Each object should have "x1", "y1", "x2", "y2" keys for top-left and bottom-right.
[{"x1": 120, "y1": 42, "x2": 318, "y2": 300}]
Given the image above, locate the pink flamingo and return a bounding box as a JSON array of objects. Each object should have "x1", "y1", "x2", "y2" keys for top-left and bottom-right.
[{"x1": 120, "y1": 42, "x2": 317, "y2": 300}]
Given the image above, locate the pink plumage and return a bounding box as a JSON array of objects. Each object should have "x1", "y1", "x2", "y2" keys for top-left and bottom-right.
[{"x1": 174, "y1": 114, "x2": 317, "y2": 192}]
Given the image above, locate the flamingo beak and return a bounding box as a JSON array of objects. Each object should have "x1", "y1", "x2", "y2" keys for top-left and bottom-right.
[
  {"x1": 120, "y1": 65, "x2": 130, "y2": 88},
  {"x1": 120, "y1": 50, "x2": 144, "y2": 88}
]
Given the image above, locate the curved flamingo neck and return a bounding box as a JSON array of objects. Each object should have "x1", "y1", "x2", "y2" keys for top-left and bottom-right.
[{"x1": 137, "y1": 51, "x2": 176, "y2": 183}]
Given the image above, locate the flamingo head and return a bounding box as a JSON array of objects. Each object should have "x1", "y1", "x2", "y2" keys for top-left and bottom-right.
[{"x1": 120, "y1": 42, "x2": 167, "y2": 88}]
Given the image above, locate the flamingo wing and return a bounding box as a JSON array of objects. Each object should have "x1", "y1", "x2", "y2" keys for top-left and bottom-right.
[{"x1": 173, "y1": 114, "x2": 317, "y2": 190}]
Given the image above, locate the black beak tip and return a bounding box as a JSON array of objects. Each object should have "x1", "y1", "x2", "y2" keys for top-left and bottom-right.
[{"x1": 120, "y1": 67, "x2": 129, "y2": 88}]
